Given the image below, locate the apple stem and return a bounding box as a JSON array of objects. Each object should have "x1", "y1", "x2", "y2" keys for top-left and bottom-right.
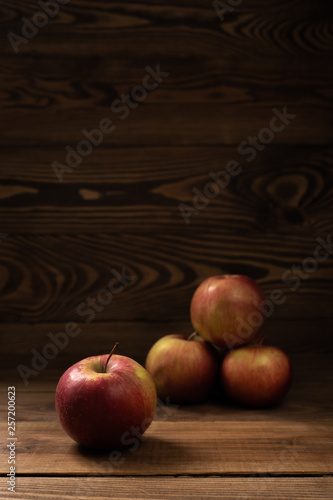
[
  {"x1": 103, "y1": 342, "x2": 119, "y2": 373},
  {"x1": 259, "y1": 335, "x2": 267, "y2": 347},
  {"x1": 252, "y1": 336, "x2": 267, "y2": 348},
  {"x1": 187, "y1": 332, "x2": 197, "y2": 341}
]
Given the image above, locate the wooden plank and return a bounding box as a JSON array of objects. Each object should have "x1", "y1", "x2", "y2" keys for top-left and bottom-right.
[
  {"x1": 1, "y1": 54, "x2": 332, "y2": 106},
  {"x1": 2, "y1": 1, "x2": 333, "y2": 58},
  {"x1": 0, "y1": 146, "x2": 332, "y2": 233},
  {"x1": 0, "y1": 321, "x2": 187, "y2": 374},
  {"x1": 3, "y1": 145, "x2": 331, "y2": 183},
  {"x1": 0, "y1": 477, "x2": 333, "y2": 500},
  {"x1": 0, "y1": 103, "x2": 329, "y2": 147},
  {"x1": 0, "y1": 419, "x2": 332, "y2": 475},
  {"x1": 0, "y1": 233, "x2": 333, "y2": 323}
]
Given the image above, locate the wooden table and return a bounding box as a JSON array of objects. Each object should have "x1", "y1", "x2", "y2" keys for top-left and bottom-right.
[{"x1": 1, "y1": 334, "x2": 332, "y2": 500}]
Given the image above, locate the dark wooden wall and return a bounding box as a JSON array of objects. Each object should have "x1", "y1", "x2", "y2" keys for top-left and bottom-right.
[{"x1": 1, "y1": 1, "x2": 333, "y2": 378}]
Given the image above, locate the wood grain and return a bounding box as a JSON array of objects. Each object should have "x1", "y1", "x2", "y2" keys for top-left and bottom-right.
[
  {"x1": 1, "y1": 2, "x2": 332, "y2": 146},
  {"x1": 0, "y1": 146, "x2": 332, "y2": 233},
  {"x1": 1, "y1": 419, "x2": 332, "y2": 475},
  {"x1": 0, "y1": 232, "x2": 333, "y2": 323},
  {"x1": 1, "y1": 477, "x2": 332, "y2": 500},
  {"x1": 2, "y1": 1, "x2": 333, "y2": 57},
  {"x1": 2, "y1": 103, "x2": 328, "y2": 146},
  {"x1": 0, "y1": 54, "x2": 332, "y2": 107}
]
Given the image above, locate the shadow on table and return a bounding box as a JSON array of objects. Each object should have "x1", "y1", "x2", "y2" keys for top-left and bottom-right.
[{"x1": 74, "y1": 433, "x2": 192, "y2": 475}]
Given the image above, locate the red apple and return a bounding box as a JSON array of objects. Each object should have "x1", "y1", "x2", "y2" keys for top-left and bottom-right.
[
  {"x1": 55, "y1": 345, "x2": 157, "y2": 449},
  {"x1": 190, "y1": 274, "x2": 266, "y2": 348},
  {"x1": 145, "y1": 333, "x2": 220, "y2": 404},
  {"x1": 221, "y1": 345, "x2": 292, "y2": 407}
]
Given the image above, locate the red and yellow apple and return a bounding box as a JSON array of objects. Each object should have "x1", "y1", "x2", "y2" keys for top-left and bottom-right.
[
  {"x1": 55, "y1": 346, "x2": 157, "y2": 449},
  {"x1": 145, "y1": 334, "x2": 220, "y2": 404},
  {"x1": 190, "y1": 274, "x2": 266, "y2": 349},
  {"x1": 221, "y1": 345, "x2": 292, "y2": 407}
]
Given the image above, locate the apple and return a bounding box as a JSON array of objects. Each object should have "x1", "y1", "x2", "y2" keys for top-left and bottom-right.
[
  {"x1": 190, "y1": 274, "x2": 266, "y2": 349},
  {"x1": 221, "y1": 345, "x2": 292, "y2": 407},
  {"x1": 145, "y1": 333, "x2": 220, "y2": 404},
  {"x1": 55, "y1": 344, "x2": 157, "y2": 449}
]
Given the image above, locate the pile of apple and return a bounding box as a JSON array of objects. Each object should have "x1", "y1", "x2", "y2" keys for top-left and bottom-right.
[
  {"x1": 55, "y1": 274, "x2": 291, "y2": 450},
  {"x1": 145, "y1": 274, "x2": 292, "y2": 408}
]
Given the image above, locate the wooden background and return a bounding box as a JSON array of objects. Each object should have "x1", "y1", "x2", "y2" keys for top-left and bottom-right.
[{"x1": 0, "y1": 0, "x2": 333, "y2": 378}]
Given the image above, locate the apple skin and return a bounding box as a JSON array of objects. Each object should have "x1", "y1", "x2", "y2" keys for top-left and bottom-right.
[
  {"x1": 55, "y1": 354, "x2": 157, "y2": 449},
  {"x1": 190, "y1": 274, "x2": 266, "y2": 349},
  {"x1": 221, "y1": 346, "x2": 292, "y2": 408},
  {"x1": 145, "y1": 334, "x2": 220, "y2": 404}
]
